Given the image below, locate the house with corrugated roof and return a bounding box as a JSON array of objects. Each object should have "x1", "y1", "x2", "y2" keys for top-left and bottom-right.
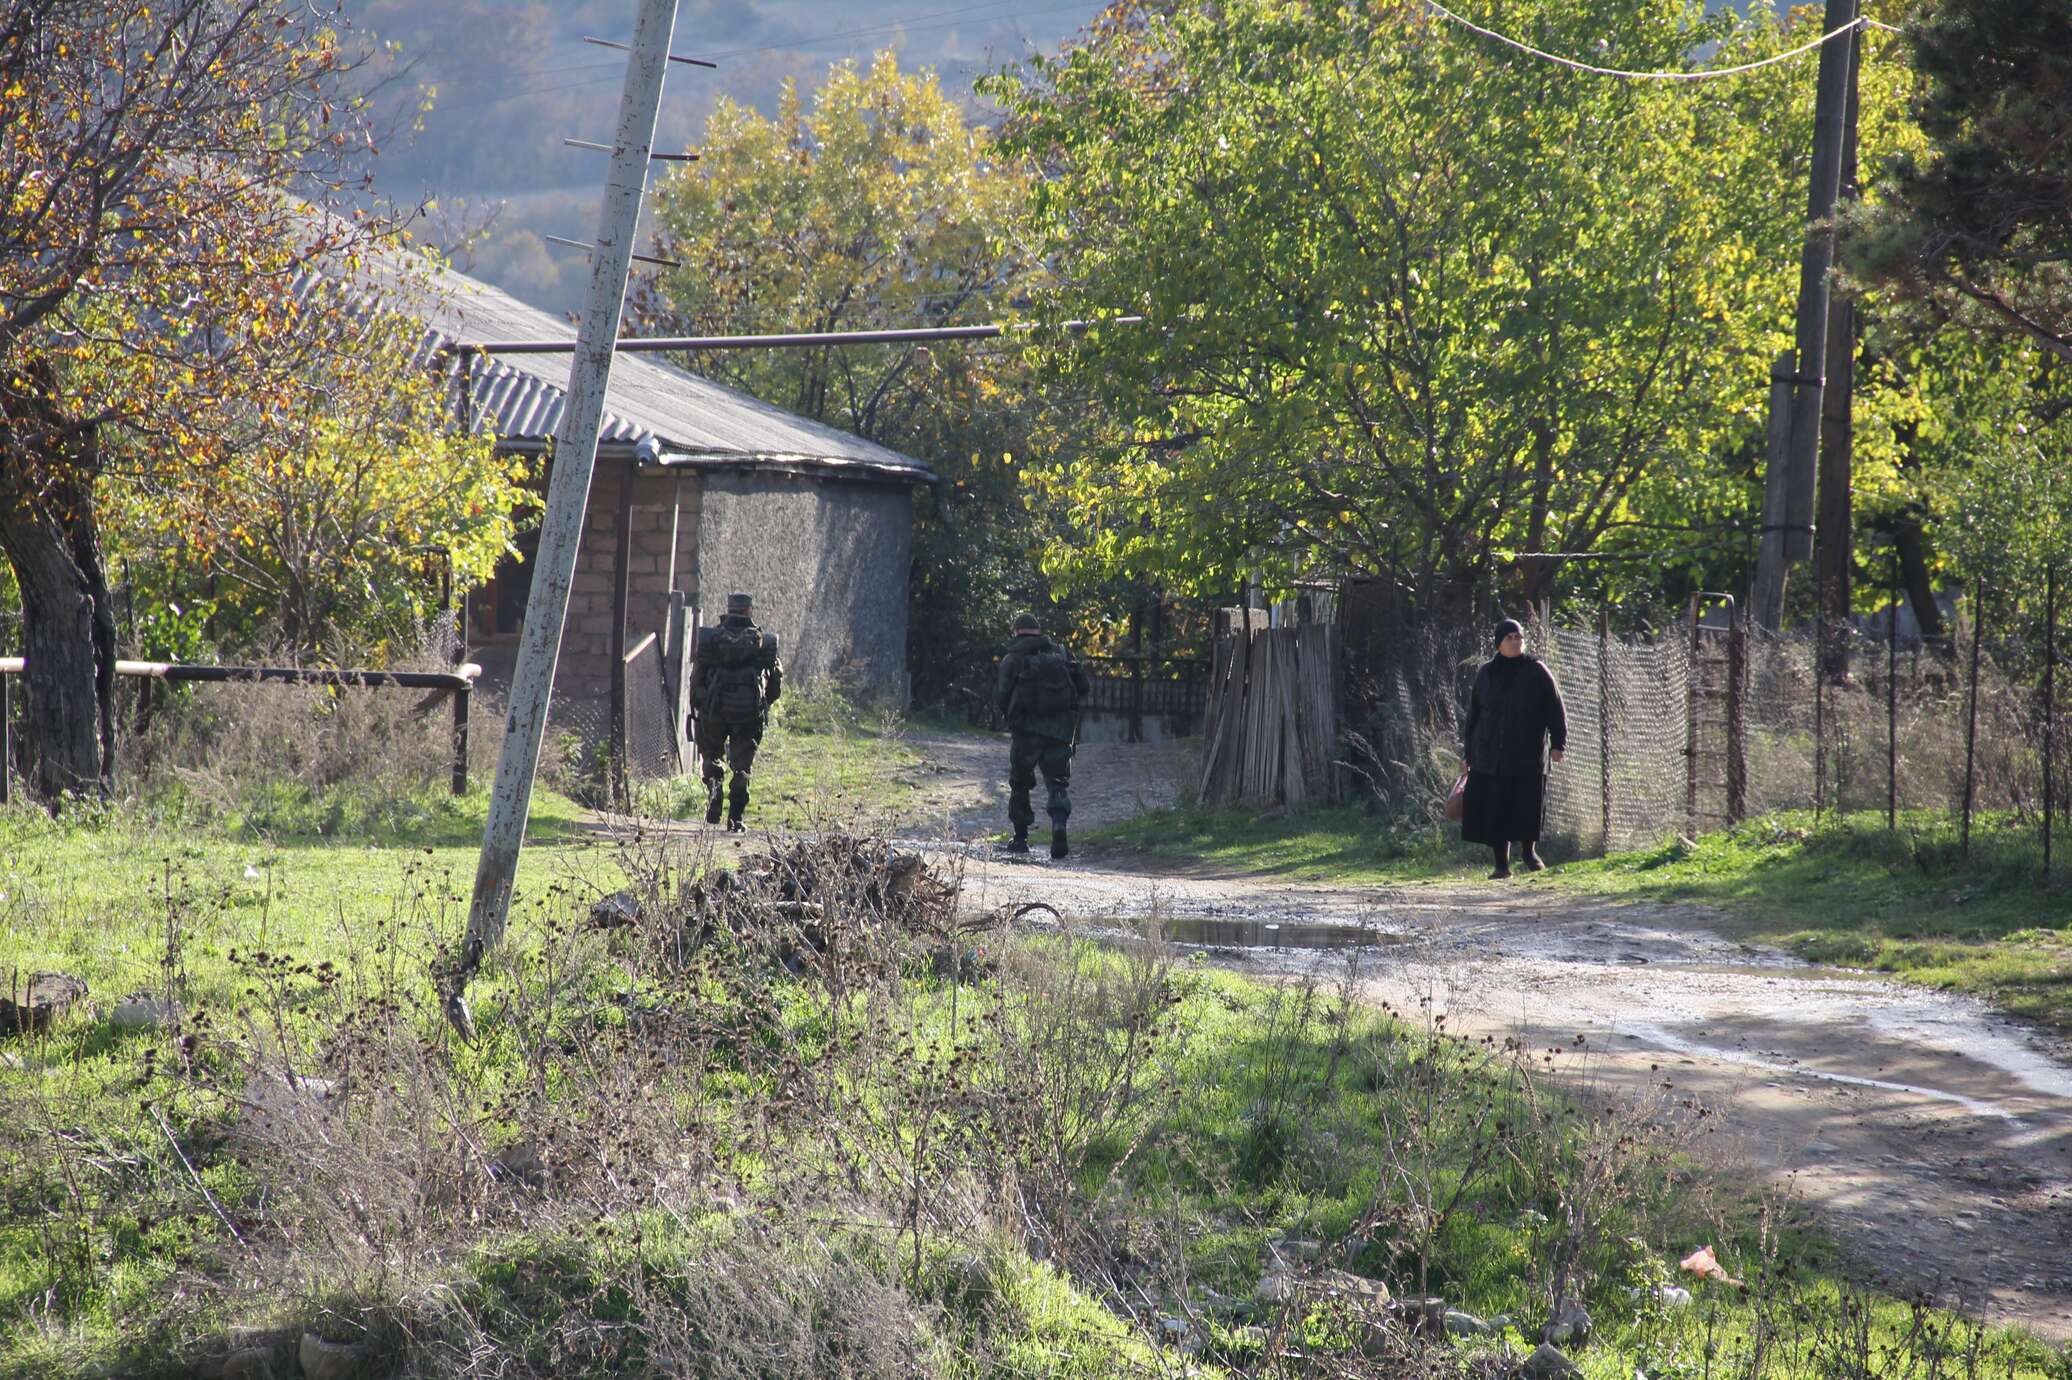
[{"x1": 376, "y1": 252, "x2": 932, "y2": 772}]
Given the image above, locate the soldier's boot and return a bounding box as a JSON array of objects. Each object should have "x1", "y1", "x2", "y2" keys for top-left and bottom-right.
[
  {"x1": 704, "y1": 777, "x2": 724, "y2": 825},
  {"x1": 1007, "y1": 828, "x2": 1030, "y2": 854},
  {"x1": 726, "y1": 774, "x2": 750, "y2": 832},
  {"x1": 1050, "y1": 815, "x2": 1069, "y2": 860}
]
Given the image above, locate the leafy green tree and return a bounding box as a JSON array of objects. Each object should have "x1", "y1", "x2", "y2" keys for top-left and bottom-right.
[
  {"x1": 990, "y1": 0, "x2": 1839, "y2": 614},
  {"x1": 0, "y1": 0, "x2": 388, "y2": 798},
  {"x1": 1844, "y1": 0, "x2": 2072, "y2": 381},
  {"x1": 106, "y1": 295, "x2": 534, "y2": 657},
  {"x1": 638, "y1": 52, "x2": 1105, "y2": 703}
]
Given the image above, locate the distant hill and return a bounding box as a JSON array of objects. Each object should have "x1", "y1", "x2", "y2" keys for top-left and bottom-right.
[
  {"x1": 353, "y1": 0, "x2": 1110, "y2": 315},
  {"x1": 353, "y1": 0, "x2": 1793, "y2": 317}
]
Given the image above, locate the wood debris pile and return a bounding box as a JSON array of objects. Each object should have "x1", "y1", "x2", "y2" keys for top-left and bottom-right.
[{"x1": 687, "y1": 834, "x2": 985, "y2": 948}]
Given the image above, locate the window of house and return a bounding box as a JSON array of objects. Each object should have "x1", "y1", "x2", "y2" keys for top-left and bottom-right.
[{"x1": 470, "y1": 525, "x2": 540, "y2": 642}]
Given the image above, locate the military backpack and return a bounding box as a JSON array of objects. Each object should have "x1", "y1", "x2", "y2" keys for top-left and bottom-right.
[
  {"x1": 1010, "y1": 646, "x2": 1080, "y2": 720},
  {"x1": 699, "y1": 623, "x2": 772, "y2": 724}
]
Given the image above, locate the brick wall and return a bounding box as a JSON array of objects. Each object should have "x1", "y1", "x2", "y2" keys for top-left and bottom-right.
[{"x1": 556, "y1": 463, "x2": 700, "y2": 700}]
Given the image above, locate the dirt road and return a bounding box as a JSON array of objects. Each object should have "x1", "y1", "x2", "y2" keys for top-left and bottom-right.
[{"x1": 907, "y1": 734, "x2": 2072, "y2": 1342}]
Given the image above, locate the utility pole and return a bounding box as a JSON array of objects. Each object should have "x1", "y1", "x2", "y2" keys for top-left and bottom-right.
[
  {"x1": 1752, "y1": 0, "x2": 1858, "y2": 631},
  {"x1": 448, "y1": 0, "x2": 683, "y2": 1035},
  {"x1": 1752, "y1": 350, "x2": 1795, "y2": 629},
  {"x1": 1814, "y1": 22, "x2": 1862, "y2": 674}
]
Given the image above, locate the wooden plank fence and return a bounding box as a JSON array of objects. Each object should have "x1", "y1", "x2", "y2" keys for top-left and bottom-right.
[{"x1": 1197, "y1": 607, "x2": 1343, "y2": 807}]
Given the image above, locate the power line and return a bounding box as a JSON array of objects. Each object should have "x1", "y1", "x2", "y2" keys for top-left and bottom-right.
[{"x1": 1420, "y1": 0, "x2": 1877, "y2": 81}]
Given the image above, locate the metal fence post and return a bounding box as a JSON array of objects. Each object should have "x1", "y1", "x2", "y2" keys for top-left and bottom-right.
[
  {"x1": 452, "y1": 683, "x2": 471, "y2": 796},
  {"x1": 1727, "y1": 602, "x2": 1747, "y2": 824},
  {"x1": 1813, "y1": 613, "x2": 1826, "y2": 822},
  {"x1": 1887, "y1": 551, "x2": 1899, "y2": 831},
  {"x1": 1685, "y1": 597, "x2": 1699, "y2": 838},
  {"x1": 1598, "y1": 606, "x2": 1613, "y2": 852},
  {"x1": 1962, "y1": 591, "x2": 1984, "y2": 864},
  {"x1": 2045, "y1": 564, "x2": 2056, "y2": 879}
]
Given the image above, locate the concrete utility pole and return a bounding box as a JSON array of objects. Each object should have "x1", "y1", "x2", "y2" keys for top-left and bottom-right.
[
  {"x1": 1753, "y1": 0, "x2": 1858, "y2": 631},
  {"x1": 449, "y1": 0, "x2": 682, "y2": 1035}
]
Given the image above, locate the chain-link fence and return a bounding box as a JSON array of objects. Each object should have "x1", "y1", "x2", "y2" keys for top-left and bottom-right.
[{"x1": 1346, "y1": 599, "x2": 2068, "y2": 865}]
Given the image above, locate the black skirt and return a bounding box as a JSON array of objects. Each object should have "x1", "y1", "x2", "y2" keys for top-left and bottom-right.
[{"x1": 1460, "y1": 771, "x2": 1545, "y2": 846}]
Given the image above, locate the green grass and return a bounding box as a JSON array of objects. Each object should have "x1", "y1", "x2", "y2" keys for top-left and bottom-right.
[
  {"x1": 632, "y1": 685, "x2": 972, "y2": 832},
  {"x1": 1, "y1": 801, "x2": 2065, "y2": 1377},
  {"x1": 0, "y1": 785, "x2": 599, "y2": 1008},
  {"x1": 1086, "y1": 801, "x2": 1462, "y2": 882},
  {"x1": 1125, "y1": 962, "x2": 2063, "y2": 1378}
]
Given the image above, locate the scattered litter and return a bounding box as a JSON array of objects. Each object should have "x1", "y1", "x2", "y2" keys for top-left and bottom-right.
[{"x1": 1679, "y1": 1245, "x2": 1744, "y2": 1286}]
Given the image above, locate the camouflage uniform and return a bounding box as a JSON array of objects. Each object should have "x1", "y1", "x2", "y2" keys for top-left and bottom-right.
[
  {"x1": 689, "y1": 596, "x2": 782, "y2": 830},
  {"x1": 996, "y1": 629, "x2": 1091, "y2": 854}
]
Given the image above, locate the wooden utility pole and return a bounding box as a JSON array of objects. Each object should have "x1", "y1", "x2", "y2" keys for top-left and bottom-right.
[
  {"x1": 1815, "y1": 23, "x2": 1862, "y2": 672},
  {"x1": 450, "y1": 0, "x2": 682, "y2": 1033},
  {"x1": 1752, "y1": 350, "x2": 1796, "y2": 629},
  {"x1": 1753, "y1": 0, "x2": 1858, "y2": 630}
]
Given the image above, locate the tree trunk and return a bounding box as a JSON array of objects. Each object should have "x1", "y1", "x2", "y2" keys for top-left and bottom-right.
[
  {"x1": 0, "y1": 371, "x2": 117, "y2": 800},
  {"x1": 1892, "y1": 514, "x2": 1945, "y2": 645}
]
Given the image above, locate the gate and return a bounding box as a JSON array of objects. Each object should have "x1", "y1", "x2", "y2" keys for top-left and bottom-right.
[{"x1": 1683, "y1": 592, "x2": 1748, "y2": 835}]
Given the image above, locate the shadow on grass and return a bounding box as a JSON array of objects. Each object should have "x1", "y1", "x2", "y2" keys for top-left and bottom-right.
[{"x1": 1083, "y1": 802, "x2": 1465, "y2": 882}]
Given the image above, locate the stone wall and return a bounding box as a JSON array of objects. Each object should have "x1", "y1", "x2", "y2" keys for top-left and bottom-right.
[{"x1": 694, "y1": 470, "x2": 912, "y2": 705}]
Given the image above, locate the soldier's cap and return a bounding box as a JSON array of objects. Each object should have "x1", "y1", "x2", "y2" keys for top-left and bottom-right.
[
  {"x1": 726, "y1": 592, "x2": 754, "y2": 615},
  {"x1": 1011, "y1": 611, "x2": 1040, "y2": 632}
]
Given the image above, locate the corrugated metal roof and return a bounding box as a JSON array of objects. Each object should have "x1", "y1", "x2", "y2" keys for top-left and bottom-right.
[{"x1": 361, "y1": 250, "x2": 935, "y2": 484}]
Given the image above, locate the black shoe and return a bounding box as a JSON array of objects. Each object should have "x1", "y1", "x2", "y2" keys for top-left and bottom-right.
[
  {"x1": 1051, "y1": 828, "x2": 1069, "y2": 860},
  {"x1": 1489, "y1": 865, "x2": 1512, "y2": 880},
  {"x1": 1006, "y1": 832, "x2": 1030, "y2": 855},
  {"x1": 1521, "y1": 850, "x2": 1547, "y2": 872},
  {"x1": 704, "y1": 789, "x2": 724, "y2": 825},
  {"x1": 726, "y1": 814, "x2": 745, "y2": 833}
]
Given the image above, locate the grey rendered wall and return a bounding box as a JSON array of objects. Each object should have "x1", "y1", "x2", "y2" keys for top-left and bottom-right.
[{"x1": 694, "y1": 470, "x2": 913, "y2": 705}]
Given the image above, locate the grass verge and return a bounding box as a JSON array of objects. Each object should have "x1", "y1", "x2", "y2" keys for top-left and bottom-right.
[
  {"x1": 631, "y1": 683, "x2": 986, "y2": 834},
  {"x1": 1551, "y1": 809, "x2": 2072, "y2": 1031},
  {"x1": 0, "y1": 807, "x2": 2062, "y2": 1376}
]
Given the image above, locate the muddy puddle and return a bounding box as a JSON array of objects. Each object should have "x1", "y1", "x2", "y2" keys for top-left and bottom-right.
[{"x1": 1158, "y1": 917, "x2": 1410, "y2": 950}]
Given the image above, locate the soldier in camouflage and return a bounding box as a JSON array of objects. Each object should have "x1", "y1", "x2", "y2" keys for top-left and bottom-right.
[
  {"x1": 995, "y1": 611, "x2": 1091, "y2": 858},
  {"x1": 688, "y1": 591, "x2": 782, "y2": 831}
]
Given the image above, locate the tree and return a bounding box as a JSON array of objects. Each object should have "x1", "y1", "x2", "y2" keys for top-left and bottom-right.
[
  {"x1": 0, "y1": 0, "x2": 384, "y2": 798},
  {"x1": 637, "y1": 52, "x2": 1099, "y2": 702},
  {"x1": 107, "y1": 293, "x2": 534, "y2": 657},
  {"x1": 1844, "y1": 0, "x2": 2072, "y2": 383},
  {"x1": 989, "y1": 0, "x2": 1838, "y2": 614}
]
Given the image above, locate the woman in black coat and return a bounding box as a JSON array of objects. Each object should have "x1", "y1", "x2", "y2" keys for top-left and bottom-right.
[{"x1": 1460, "y1": 618, "x2": 1567, "y2": 878}]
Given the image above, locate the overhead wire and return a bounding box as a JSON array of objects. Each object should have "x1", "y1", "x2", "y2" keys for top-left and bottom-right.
[{"x1": 1419, "y1": 0, "x2": 1891, "y2": 81}]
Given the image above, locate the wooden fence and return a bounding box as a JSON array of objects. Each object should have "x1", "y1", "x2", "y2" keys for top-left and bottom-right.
[
  {"x1": 1197, "y1": 607, "x2": 1343, "y2": 807},
  {"x1": 0, "y1": 657, "x2": 481, "y2": 804}
]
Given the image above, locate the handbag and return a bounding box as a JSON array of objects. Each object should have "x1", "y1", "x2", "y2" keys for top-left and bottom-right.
[{"x1": 1443, "y1": 772, "x2": 1468, "y2": 823}]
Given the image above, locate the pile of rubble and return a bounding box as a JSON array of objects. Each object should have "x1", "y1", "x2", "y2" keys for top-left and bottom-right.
[{"x1": 595, "y1": 834, "x2": 990, "y2": 958}]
